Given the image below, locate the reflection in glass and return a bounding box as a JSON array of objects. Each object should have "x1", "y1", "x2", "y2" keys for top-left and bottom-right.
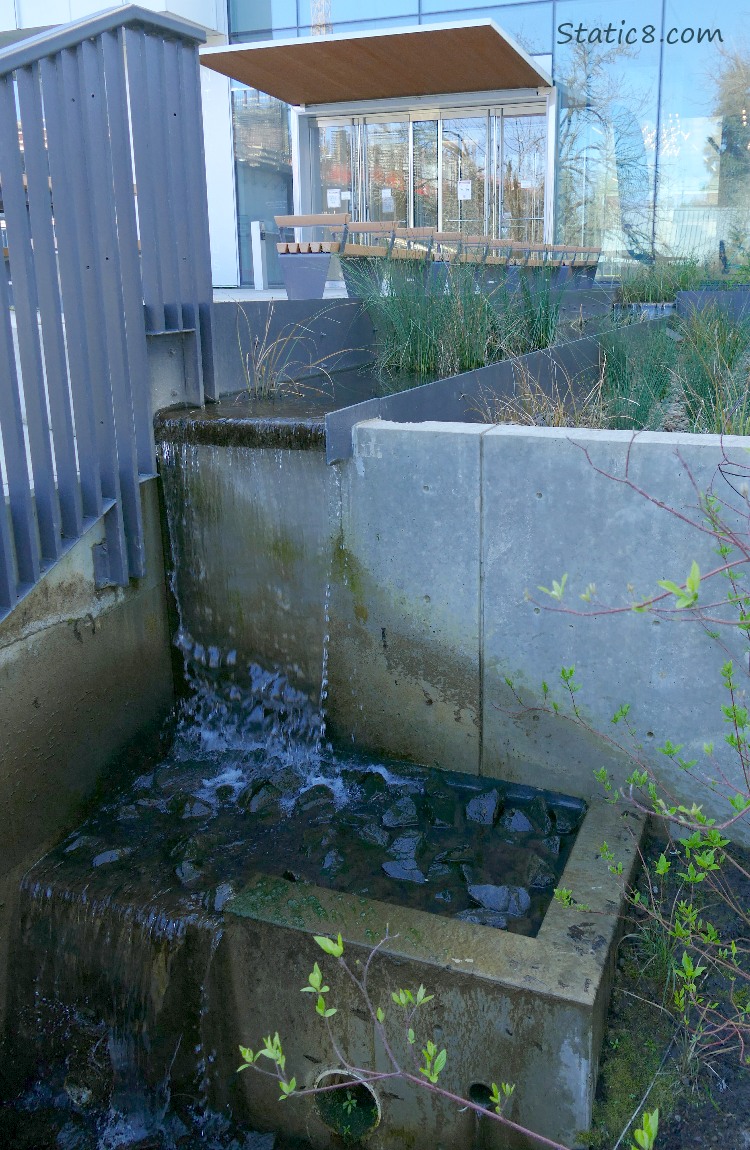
[
  {"x1": 657, "y1": 1, "x2": 750, "y2": 262},
  {"x1": 500, "y1": 114, "x2": 546, "y2": 242},
  {"x1": 229, "y1": 0, "x2": 296, "y2": 36},
  {"x1": 318, "y1": 124, "x2": 355, "y2": 217},
  {"x1": 442, "y1": 116, "x2": 487, "y2": 234},
  {"x1": 365, "y1": 121, "x2": 409, "y2": 225},
  {"x1": 421, "y1": 2, "x2": 554, "y2": 55},
  {"x1": 554, "y1": 0, "x2": 659, "y2": 263},
  {"x1": 413, "y1": 121, "x2": 439, "y2": 228},
  {"x1": 232, "y1": 87, "x2": 293, "y2": 286}
]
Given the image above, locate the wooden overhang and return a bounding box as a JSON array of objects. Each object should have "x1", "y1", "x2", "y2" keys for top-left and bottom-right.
[{"x1": 200, "y1": 20, "x2": 552, "y2": 107}]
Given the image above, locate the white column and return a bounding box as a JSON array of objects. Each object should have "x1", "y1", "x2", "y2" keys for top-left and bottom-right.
[{"x1": 201, "y1": 64, "x2": 240, "y2": 287}]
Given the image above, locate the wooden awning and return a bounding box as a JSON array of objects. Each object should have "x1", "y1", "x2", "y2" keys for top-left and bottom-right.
[{"x1": 200, "y1": 20, "x2": 552, "y2": 107}]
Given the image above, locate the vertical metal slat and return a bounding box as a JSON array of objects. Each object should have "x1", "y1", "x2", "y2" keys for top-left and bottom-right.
[
  {"x1": 0, "y1": 74, "x2": 61, "y2": 562},
  {"x1": 101, "y1": 28, "x2": 155, "y2": 475},
  {"x1": 177, "y1": 40, "x2": 216, "y2": 401},
  {"x1": 143, "y1": 35, "x2": 182, "y2": 330},
  {"x1": 79, "y1": 37, "x2": 144, "y2": 578},
  {"x1": 40, "y1": 53, "x2": 103, "y2": 522},
  {"x1": 59, "y1": 45, "x2": 129, "y2": 584},
  {"x1": 125, "y1": 29, "x2": 165, "y2": 335},
  {"x1": 162, "y1": 38, "x2": 202, "y2": 406},
  {"x1": 17, "y1": 62, "x2": 83, "y2": 540},
  {"x1": 0, "y1": 252, "x2": 40, "y2": 587}
]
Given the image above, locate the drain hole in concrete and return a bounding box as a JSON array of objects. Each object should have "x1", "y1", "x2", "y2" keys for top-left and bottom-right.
[
  {"x1": 314, "y1": 1070, "x2": 381, "y2": 1142},
  {"x1": 469, "y1": 1082, "x2": 495, "y2": 1110}
]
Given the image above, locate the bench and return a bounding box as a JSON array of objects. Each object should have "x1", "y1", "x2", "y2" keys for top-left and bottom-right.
[{"x1": 273, "y1": 212, "x2": 350, "y2": 299}]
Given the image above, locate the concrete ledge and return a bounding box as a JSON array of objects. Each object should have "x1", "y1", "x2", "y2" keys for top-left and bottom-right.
[{"x1": 224, "y1": 799, "x2": 643, "y2": 1150}]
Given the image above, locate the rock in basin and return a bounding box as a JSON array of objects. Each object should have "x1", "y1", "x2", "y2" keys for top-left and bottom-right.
[
  {"x1": 467, "y1": 883, "x2": 531, "y2": 917},
  {"x1": 455, "y1": 908, "x2": 508, "y2": 929},
  {"x1": 465, "y1": 789, "x2": 502, "y2": 825},
  {"x1": 382, "y1": 860, "x2": 427, "y2": 884}
]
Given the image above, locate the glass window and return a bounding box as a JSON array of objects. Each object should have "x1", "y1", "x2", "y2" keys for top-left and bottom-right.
[
  {"x1": 553, "y1": 0, "x2": 660, "y2": 263},
  {"x1": 656, "y1": 0, "x2": 750, "y2": 263},
  {"x1": 229, "y1": 0, "x2": 297, "y2": 37},
  {"x1": 500, "y1": 112, "x2": 546, "y2": 242},
  {"x1": 232, "y1": 88, "x2": 293, "y2": 286},
  {"x1": 298, "y1": 16, "x2": 418, "y2": 35},
  {"x1": 421, "y1": 3, "x2": 553, "y2": 56}
]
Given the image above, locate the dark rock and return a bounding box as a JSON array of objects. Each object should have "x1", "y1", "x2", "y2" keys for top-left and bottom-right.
[
  {"x1": 455, "y1": 908, "x2": 508, "y2": 930},
  {"x1": 501, "y1": 809, "x2": 533, "y2": 834},
  {"x1": 214, "y1": 882, "x2": 235, "y2": 911},
  {"x1": 527, "y1": 795, "x2": 553, "y2": 835},
  {"x1": 382, "y1": 860, "x2": 427, "y2": 883},
  {"x1": 298, "y1": 785, "x2": 337, "y2": 813},
  {"x1": 382, "y1": 796, "x2": 418, "y2": 828},
  {"x1": 466, "y1": 789, "x2": 502, "y2": 825},
  {"x1": 427, "y1": 861, "x2": 452, "y2": 880},
  {"x1": 322, "y1": 849, "x2": 345, "y2": 875},
  {"x1": 526, "y1": 855, "x2": 556, "y2": 890},
  {"x1": 434, "y1": 889, "x2": 453, "y2": 903},
  {"x1": 175, "y1": 860, "x2": 201, "y2": 886},
  {"x1": 541, "y1": 835, "x2": 561, "y2": 856},
  {"x1": 357, "y1": 823, "x2": 389, "y2": 848},
  {"x1": 434, "y1": 846, "x2": 473, "y2": 864},
  {"x1": 553, "y1": 805, "x2": 586, "y2": 835},
  {"x1": 182, "y1": 799, "x2": 213, "y2": 819},
  {"x1": 92, "y1": 847, "x2": 133, "y2": 867},
  {"x1": 239, "y1": 783, "x2": 280, "y2": 815},
  {"x1": 388, "y1": 831, "x2": 424, "y2": 859},
  {"x1": 460, "y1": 863, "x2": 477, "y2": 885},
  {"x1": 468, "y1": 883, "x2": 531, "y2": 917}
]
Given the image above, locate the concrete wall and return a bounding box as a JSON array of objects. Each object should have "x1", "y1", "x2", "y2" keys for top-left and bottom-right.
[
  {"x1": 327, "y1": 422, "x2": 749, "y2": 841},
  {"x1": 0, "y1": 479, "x2": 175, "y2": 1023}
]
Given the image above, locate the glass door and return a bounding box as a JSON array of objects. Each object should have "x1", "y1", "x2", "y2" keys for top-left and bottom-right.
[
  {"x1": 318, "y1": 122, "x2": 355, "y2": 216},
  {"x1": 441, "y1": 115, "x2": 488, "y2": 235},
  {"x1": 413, "y1": 120, "x2": 439, "y2": 229},
  {"x1": 363, "y1": 119, "x2": 409, "y2": 226},
  {"x1": 497, "y1": 111, "x2": 547, "y2": 243}
]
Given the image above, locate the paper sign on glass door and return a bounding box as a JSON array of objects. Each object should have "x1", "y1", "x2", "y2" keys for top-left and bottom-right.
[
  {"x1": 327, "y1": 188, "x2": 342, "y2": 208},
  {"x1": 457, "y1": 179, "x2": 472, "y2": 201}
]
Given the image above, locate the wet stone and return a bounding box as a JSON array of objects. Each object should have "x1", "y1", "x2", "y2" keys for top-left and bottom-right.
[
  {"x1": 455, "y1": 908, "x2": 508, "y2": 930},
  {"x1": 468, "y1": 883, "x2": 531, "y2": 917},
  {"x1": 553, "y1": 805, "x2": 585, "y2": 835},
  {"x1": 92, "y1": 847, "x2": 133, "y2": 868},
  {"x1": 466, "y1": 789, "x2": 502, "y2": 826},
  {"x1": 298, "y1": 785, "x2": 337, "y2": 813},
  {"x1": 240, "y1": 783, "x2": 280, "y2": 815},
  {"x1": 542, "y1": 835, "x2": 561, "y2": 856},
  {"x1": 427, "y1": 861, "x2": 452, "y2": 880},
  {"x1": 322, "y1": 849, "x2": 345, "y2": 875},
  {"x1": 388, "y1": 831, "x2": 423, "y2": 859},
  {"x1": 382, "y1": 859, "x2": 427, "y2": 884},
  {"x1": 182, "y1": 800, "x2": 213, "y2": 819},
  {"x1": 434, "y1": 846, "x2": 474, "y2": 865},
  {"x1": 434, "y1": 889, "x2": 452, "y2": 903},
  {"x1": 501, "y1": 809, "x2": 534, "y2": 834},
  {"x1": 526, "y1": 855, "x2": 556, "y2": 890},
  {"x1": 214, "y1": 882, "x2": 235, "y2": 911},
  {"x1": 175, "y1": 860, "x2": 202, "y2": 886},
  {"x1": 357, "y1": 823, "x2": 389, "y2": 848},
  {"x1": 382, "y1": 796, "x2": 418, "y2": 828},
  {"x1": 528, "y1": 795, "x2": 553, "y2": 835}
]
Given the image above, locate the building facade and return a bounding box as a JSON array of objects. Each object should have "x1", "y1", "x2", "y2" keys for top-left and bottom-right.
[
  {"x1": 1, "y1": 1, "x2": 748, "y2": 287},
  {"x1": 226, "y1": 0, "x2": 750, "y2": 286}
]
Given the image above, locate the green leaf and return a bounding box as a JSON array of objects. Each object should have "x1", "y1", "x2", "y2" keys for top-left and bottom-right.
[
  {"x1": 376, "y1": 1007, "x2": 385, "y2": 1023},
  {"x1": 433, "y1": 1049, "x2": 447, "y2": 1077},
  {"x1": 279, "y1": 1077, "x2": 297, "y2": 1101},
  {"x1": 538, "y1": 574, "x2": 568, "y2": 601},
  {"x1": 314, "y1": 932, "x2": 344, "y2": 958},
  {"x1": 655, "y1": 854, "x2": 671, "y2": 876},
  {"x1": 407, "y1": 1028, "x2": 415, "y2": 1044}
]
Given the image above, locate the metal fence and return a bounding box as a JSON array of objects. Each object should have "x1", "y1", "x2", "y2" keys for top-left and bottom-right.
[{"x1": 0, "y1": 4, "x2": 215, "y2": 615}]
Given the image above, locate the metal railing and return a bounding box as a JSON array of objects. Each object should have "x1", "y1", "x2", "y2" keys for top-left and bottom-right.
[{"x1": 0, "y1": 5, "x2": 215, "y2": 613}]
